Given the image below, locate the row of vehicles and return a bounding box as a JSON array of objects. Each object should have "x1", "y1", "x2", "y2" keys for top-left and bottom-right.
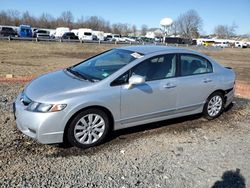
[
  {"x1": 1, "y1": 25, "x2": 249, "y2": 47},
  {"x1": 196, "y1": 38, "x2": 248, "y2": 48},
  {"x1": 0, "y1": 25, "x2": 139, "y2": 42},
  {"x1": 52, "y1": 27, "x2": 139, "y2": 42}
]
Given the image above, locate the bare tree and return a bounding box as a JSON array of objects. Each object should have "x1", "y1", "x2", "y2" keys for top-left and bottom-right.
[
  {"x1": 132, "y1": 24, "x2": 137, "y2": 36},
  {"x1": 111, "y1": 23, "x2": 130, "y2": 35},
  {"x1": 175, "y1": 9, "x2": 202, "y2": 39},
  {"x1": 169, "y1": 21, "x2": 178, "y2": 36},
  {"x1": 7, "y1": 10, "x2": 20, "y2": 26},
  {"x1": 0, "y1": 9, "x2": 121, "y2": 33},
  {"x1": 0, "y1": 10, "x2": 9, "y2": 25},
  {"x1": 121, "y1": 23, "x2": 131, "y2": 36},
  {"x1": 214, "y1": 23, "x2": 237, "y2": 38},
  {"x1": 58, "y1": 11, "x2": 74, "y2": 28},
  {"x1": 141, "y1": 24, "x2": 148, "y2": 36},
  {"x1": 38, "y1": 13, "x2": 54, "y2": 28},
  {"x1": 21, "y1": 11, "x2": 36, "y2": 26}
]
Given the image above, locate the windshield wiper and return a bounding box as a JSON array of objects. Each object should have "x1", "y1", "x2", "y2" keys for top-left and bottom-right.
[{"x1": 66, "y1": 67, "x2": 94, "y2": 82}]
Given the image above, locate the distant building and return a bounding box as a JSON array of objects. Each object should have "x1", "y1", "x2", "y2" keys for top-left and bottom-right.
[{"x1": 145, "y1": 28, "x2": 164, "y2": 38}]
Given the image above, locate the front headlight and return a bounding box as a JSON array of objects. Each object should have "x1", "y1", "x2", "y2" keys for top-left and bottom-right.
[{"x1": 27, "y1": 102, "x2": 66, "y2": 112}]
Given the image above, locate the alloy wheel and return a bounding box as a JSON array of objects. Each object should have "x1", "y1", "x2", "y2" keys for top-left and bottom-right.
[
  {"x1": 73, "y1": 114, "x2": 105, "y2": 144},
  {"x1": 207, "y1": 95, "x2": 223, "y2": 117}
]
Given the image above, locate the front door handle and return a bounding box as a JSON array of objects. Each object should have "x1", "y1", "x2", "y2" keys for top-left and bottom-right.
[
  {"x1": 203, "y1": 78, "x2": 212, "y2": 83},
  {"x1": 163, "y1": 83, "x2": 177, "y2": 89}
]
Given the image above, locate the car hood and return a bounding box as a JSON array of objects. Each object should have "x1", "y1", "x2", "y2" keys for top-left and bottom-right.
[{"x1": 25, "y1": 70, "x2": 94, "y2": 102}]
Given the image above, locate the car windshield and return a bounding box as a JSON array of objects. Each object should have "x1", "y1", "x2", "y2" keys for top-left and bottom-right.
[{"x1": 69, "y1": 49, "x2": 143, "y2": 81}]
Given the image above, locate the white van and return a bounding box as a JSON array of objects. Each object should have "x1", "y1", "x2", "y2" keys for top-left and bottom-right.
[
  {"x1": 71, "y1": 29, "x2": 79, "y2": 36},
  {"x1": 78, "y1": 28, "x2": 93, "y2": 41},
  {"x1": 92, "y1": 31, "x2": 104, "y2": 41},
  {"x1": 235, "y1": 41, "x2": 248, "y2": 48},
  {"x1": 55, "y1": 27, "x2": 70, "y2": 38}
]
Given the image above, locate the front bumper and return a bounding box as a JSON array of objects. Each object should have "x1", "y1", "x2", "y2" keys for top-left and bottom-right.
[{"x1": 14, "y1": 94, "x2": 66, "y2": 144}]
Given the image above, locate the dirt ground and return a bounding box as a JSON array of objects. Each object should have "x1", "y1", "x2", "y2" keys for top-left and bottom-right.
[
  {"x1": 0, "y1": 83, "x2": 250, "y2": 187},
  {"x1": 0, "y1": 41, "x2": 249, "y2": 83}
]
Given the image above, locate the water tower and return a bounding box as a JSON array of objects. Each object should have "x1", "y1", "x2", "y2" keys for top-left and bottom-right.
[{"x1": 160, "y1": 17, "x2": 173, "y2": 43}]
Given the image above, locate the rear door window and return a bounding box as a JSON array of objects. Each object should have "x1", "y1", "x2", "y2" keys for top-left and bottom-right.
[{"x1": 180, "y1": 54, "x2": 213, "y2": 76}]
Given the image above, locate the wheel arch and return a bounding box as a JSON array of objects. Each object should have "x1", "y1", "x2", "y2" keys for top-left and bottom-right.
[
  {"x1": 206, "y1": 89, "x2": 227, "y2": 106},
  {"x1": 63, "y1": 105, "x2": 114, "y2": 144}
]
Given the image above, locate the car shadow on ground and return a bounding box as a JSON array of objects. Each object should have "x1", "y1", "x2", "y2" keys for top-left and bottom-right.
[
  {"x1": 108, "y1": 113, "x2": 203, "y2": 141},
  {"x1": 49, "y1": 113, "x2": 206, "y2": 157},
  {"x1": 212, "y1": 168, "x2": 246, "y2": 188},
  {"x1": 49, "y1": 103, "x2": 235, "y2": 157}
]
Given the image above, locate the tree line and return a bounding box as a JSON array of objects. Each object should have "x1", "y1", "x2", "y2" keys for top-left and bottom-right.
[
  {"x1": 0, "y1": 10, "x2": 138, "y2": 36},
  {"x1": 0, "y1": 9, "x2": 237, "y2": 39}
]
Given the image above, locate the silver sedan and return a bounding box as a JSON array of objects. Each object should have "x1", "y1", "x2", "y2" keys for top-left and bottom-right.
[{"x1": 14, "y1": 45, "x2": 235, "y2": 148}]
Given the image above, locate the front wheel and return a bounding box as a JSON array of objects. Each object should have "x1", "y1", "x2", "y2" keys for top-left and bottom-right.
[
  {"x1": 203, "y1": 92, "x2": 224, "y2": 120},
  {"x1": 67, "y1": 109, "x2": 110, "y2": 148}
]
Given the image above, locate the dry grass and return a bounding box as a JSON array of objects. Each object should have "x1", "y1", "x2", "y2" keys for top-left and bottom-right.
[
  {"x1": 0, "y1": 41, "x2": 250, "y2": 83},
  {"x1": 0, "y1": 41, "x2": 118, "y2": 77},
  {"x1": 202, "y1": 48, "x2": 250, "y2": 83}
]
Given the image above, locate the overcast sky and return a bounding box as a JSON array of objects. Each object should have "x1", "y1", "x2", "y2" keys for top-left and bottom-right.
[{"x1": 1, "y1": 0, "x2": 250, "y2": 34}]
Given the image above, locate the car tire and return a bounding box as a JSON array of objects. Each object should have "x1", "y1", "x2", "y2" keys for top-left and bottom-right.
[
  {"x1": 203, "y1": 92, "x2": 225, "y2": 120},
  {"x1": 67, "y1": 109, "x2": 110, "y2": 149}
]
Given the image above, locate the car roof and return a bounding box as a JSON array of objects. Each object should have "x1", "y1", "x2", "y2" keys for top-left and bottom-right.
[{"x1": 117, "y1": 45, "x2": 194, "y2": 55}]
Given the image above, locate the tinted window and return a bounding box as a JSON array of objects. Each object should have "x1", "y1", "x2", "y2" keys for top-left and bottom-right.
[
  {"x1": 2, "y1": 27, "x2": 14, "y2": 32},
  {"x1": 180, "y1": 54, "x2": 212, "y2": 76},
  {"x1": 37, "y1": 30, "x2": 47, "y2": 33},
  {"x1": 66, "y1": 33, "x2": 75, "y2": 36},
  {"x1": 131, "y1": 54, "x2": 177, "y2": 81}
]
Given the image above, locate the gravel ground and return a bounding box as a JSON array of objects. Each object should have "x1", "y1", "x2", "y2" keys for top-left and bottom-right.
[{"x1": 0, "y1": 83, "x2": 250, "y2": 188}]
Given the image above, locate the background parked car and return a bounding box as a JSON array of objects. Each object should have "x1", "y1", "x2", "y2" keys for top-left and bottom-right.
[
  {"x1": 235, "y1": 41, "x2": 248, "y2": 48},
  {"x1": 71, "y1": 29, "x2": 79, "y2": 37},
  {"x1": 123, "y1": 36, "x2": 136, "y2": 43},
  {"x1": 61, "y1": 32, "x2": 78, "y2": 40},
  {"x1": 0, "y1": 26, "x2": 17, "y2": 37},
  {"x1": 213, "y1": 41, "x2": 230, "y2": 48},
  {"x1": 92, "y1": 35, "x2": 98, "y2": 41},
  {"x1": 54, "y1": 27, "x2": 70, "y2": 38},
  {"x1": 33, "y1": 29, "x2": 50, "y2": 39},
  {"x1": 17, "y1": 25, "x2": 32, "y2": 38},
  {"x1": 78, "y1": 28, "x2": 93, "y2": 41},
  {"x1": 104, "y1": 34, "x2": 113, "y2": 41},
  {"x1": 112, "y1": 34, "x2": 126, "y2": 42},
  {"x1": 92, "y1": 30, "x2": 105, "y2": 41}
]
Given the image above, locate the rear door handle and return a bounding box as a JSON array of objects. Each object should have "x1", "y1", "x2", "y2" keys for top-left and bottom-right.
[
  {"x1": 163, "y1": 83, "x2": 177, "y2": 89},
  {"x1": 203, "y1": 78, "x2": 212, "y2": 83}
]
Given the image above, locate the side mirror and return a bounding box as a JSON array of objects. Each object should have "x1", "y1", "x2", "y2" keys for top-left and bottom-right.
[{"x1": 126, "y1": 75, "x2": 145, "y2": 89}]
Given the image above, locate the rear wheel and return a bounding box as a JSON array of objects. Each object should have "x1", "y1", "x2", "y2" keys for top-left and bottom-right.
[
  {"x1": 203, "y1": 92, "x2": 224, "y2": 120},
  {"x1": 67, "y1": 109, "x2": 110, "y2": 148}
]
